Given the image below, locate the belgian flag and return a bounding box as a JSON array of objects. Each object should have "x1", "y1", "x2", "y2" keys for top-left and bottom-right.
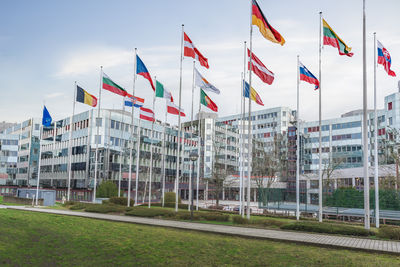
[
  {"x1": 76, "y1": 85, "x2": 97, "y2": 107},
  {"x1": 252, "y1": 0, "x2": 285, "y2": 46}
]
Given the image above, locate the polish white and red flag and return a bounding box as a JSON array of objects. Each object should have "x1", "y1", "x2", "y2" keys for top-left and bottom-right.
[
  {"x1": 139, "y1": 107, "x2": 155, "y2": 122},
  {"x1": 184, "y1": 32, "x2": 209, "y2": 69},
  {"x1": 247, "y1": 48, "x2": 274, "y2": 85},
  {"x1": 167, "y1": 100, "x2": 186, "y2": 117}
]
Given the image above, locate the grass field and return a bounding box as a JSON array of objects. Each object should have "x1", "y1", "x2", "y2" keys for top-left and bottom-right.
[{"x1": 1, "y1": 209, "x2": 400, "y2": 266}]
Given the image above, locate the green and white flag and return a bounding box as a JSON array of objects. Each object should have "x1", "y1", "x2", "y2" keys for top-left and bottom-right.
[{"x1": 155, "y1": 80, "x2": 173, "y2": 102}]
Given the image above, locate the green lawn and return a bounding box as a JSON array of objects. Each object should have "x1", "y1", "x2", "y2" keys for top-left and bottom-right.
[{"x1": 1, "y1": 209, "x2": 400, "y2": 266}]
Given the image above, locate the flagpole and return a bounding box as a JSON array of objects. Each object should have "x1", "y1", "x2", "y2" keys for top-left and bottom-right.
[
  {"x1": 196, "y1": 87, "x2": 202, "y2": 210},
  {"x1": 162, "y1": 104, "x2": 168, "y2": 207},
  {"x1": 93, "y1": 66, "x2": 103, "y2": 203},
  {"x1": 118, "y1": 97, "x2": 124, "y2": 197},
  {"x1": 362, "y1": 0, "x2": 370, "y2": 230},
  {"x1": 318, "y1": 11, "x2": 323, "y2": 222},
  {"x1": 128, "y1": 48, "x2": 138, "y2": 207},
  {"x1": 296, "y1": 56, "x2": 300, "y2": 220},
  {"x1": 148, "y1": 77, "x2": 156, "y2": 208},
  {"x1": 175, "y1": 24, "x2": 184, "y2": 212},
  {"x1": 134, "y1": 117, "x2": 141, "y2": 206},
  {"x1": 239, "y1": 72, "x2": 244, "y2": 216},
  {"x1": 242, "y1": 40, "x2": 247, "y2": 217},
  {"x1": 189, "y1": 60, "x2": 195, "y2": 211},
  {"x1": 67, "y1": 82, "x2": 77, "y2": 201},
  {"x1": 373, "y1": 32, "x2": 380, "y2": 228},
  {"x1": 35, "y1": 124, "x2": 43, "y2": 205}
]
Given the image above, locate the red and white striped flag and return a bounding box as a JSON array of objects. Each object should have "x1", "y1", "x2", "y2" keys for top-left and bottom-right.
[
  {"x1": 139, "y1": 107, "x2": 155, "y2": 122},
  {"x1": 167, "y1": 100, "x2": 186, "y2": 117},
  {"x1": 184, "y1": 32, "x2": 209, "y2": 69},
  {"x1": 247, "y1": 49, "x2": 274, "y2": 85}
]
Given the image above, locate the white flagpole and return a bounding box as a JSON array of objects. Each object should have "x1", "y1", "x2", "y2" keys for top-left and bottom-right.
[
  {"x1": 93, "y1": 66, "x2": 103, "y2": 203},
  {"x1": 196, "y1": 87, "x2": 202, "y2": 210},
  {"x1": 35, "y1": 124, "x2": 43, "y2": 206},
  {"x1": 162, "y1": 104, "x2": 168, "y2": 207},
  {"x1": 296, "y1": 56, "x2": 300, "y2": 220},
  {"x1": 118, "y1": 97, "x2": 124, "y2": 197},
  {"x1": 134, "y1": 117, "x2": 141, "y2": 206},
  {"x1": 373, "y1": 32, "x2": 380, "y2": 228},
  {"x1": 363, "y1": 0, "x2": 370, "y2": 230},
  {"x1": 247, "y1": 1, "x2": 253, "y2": 220},
  {"x1": 318, "y1": 12, "x2": 323, "y2": 222},
  {"x1": 175, "y1": 24, "x2": 184, "y2": 212},
  {"x1": 189, "y1": 60, "x2": 195, "y2": 211},
  {"x1": 242, "y1": 40, "x2": 247, "y2": 217},
  {"x1": 67, "y1": 82, "x2": 77, "y2": 201},
  {"x1": 148, "y1": 77, "x2": 156, "y2": 208},
  {"x1": 239, "y1": 72, "x2": 244, "y2": 216},
  {"x1": 128, "y1": 48, "x2": 138, "y2": 207}
]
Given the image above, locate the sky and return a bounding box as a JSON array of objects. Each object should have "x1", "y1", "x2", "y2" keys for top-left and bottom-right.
[{"x1": 1, "y1": 0, "x2": 400, "y2": 125}]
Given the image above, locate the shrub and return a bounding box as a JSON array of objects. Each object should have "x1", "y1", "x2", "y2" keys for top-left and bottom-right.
[
  {"x1": 250, "y1": 218, "x2": 286, "y2": 228},
  {"x1": 69, "y1": 203, "x2": 87, "y2": 210},
  {"x1": 125, "y1": 207, "x2": 175, "y2": 218},
  {"x1": 163, "y1": 192, "x2": 181, "y2": 204},
  {"x1": 208, "y1": 205, "x2": 224, "y2": 210},
  {"x1": 176, "y1": 211, "x2": 201, "y2": 220},
  {"x1": 96, "y1": 180, "x2": 118, "y2": 198},
  {"x1": 280, "y1": 222, "x2": 372, "y2": 237},
  {"x1": 63, "y1": 201, "x2": 76, "y2": 207},
  {"x1": 201, "y1": 212, "x2": 229, "y2": 222},
  {"x1": 232, "y1": 216, "x2": 249, "y2": 224},
  {"x1": 162, "y1": 202, "x2": 188, "y2": 210},
  {"x1": 109, "y1": 197, "x2": 134, "y2": 206},
  {"x1": 84, "y1": 204, "x2": 125, "y2": 214},
  {"x1": 377, "y1": 225, "x2": 400, "y2": 240}
]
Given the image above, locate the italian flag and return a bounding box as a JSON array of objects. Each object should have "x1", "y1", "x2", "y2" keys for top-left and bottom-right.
[
  {"x1": 323, "y1": 19, "x2": 353, "y2": 57},
  {"x1": 155, "y1": 81, "x2": 173, "y2": 102},
  {"x1": 200, "y1": 89, "x2": 218, "y2": 112},
  {"x1": 102, "y1": 73, "x2": 128, "y2": 96}
]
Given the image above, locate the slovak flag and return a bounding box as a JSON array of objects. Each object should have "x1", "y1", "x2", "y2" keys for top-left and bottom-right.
[
  {"x1": 124, "y1": 94, "x2": 144, "y2": 108},
  {"x1": 299, "y1": 62, "x2": 320, "y2": 90},
  {"x1": 377, "y1": 40, "x2": 396, "y2": 77},
  {"x1": 139, "y1": 107, "x2": 155, "y2": 122}
]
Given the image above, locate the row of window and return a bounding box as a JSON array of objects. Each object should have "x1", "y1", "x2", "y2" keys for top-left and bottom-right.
[
  {"x1": 332, "y1": 133, "x2": 361, "y2": 141},
  {"x1": 257, "y1": 111, "x2": 280, "y2": 120},
  {"x1": 332, "y1": 145, "x2": 362, "y2": 153},
  {"x1": 0, "y1": 139, "x2": 18, "y2": 146}
]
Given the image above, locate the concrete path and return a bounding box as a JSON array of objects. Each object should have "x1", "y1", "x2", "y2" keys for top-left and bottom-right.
[{"x1": 6, "y1": 205, "x2": 400, "y2": 254}]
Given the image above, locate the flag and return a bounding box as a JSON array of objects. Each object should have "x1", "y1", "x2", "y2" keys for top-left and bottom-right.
[
  {"x1": 195, "y1": 68, "x2": 220, "y2": 94},
  {"x1": 167, "y1": 100, "x2": 186, "y2": 116},
  {"x1": 124, "y1": 95, "x2": 144, "y2": 108},
  {"x1": 377, "y1": 40, "x2": 396, "y2": 77},
  {"x1": 299, "y1": 62, "x2": 320, "y2": 90},
  {"x1": 155, "y1": 81, "x2": 174, "y2": 102},
  {"x1": 243, "y1": 81, "x2": 264, "y2": 106},
  {"x1": 248, "y1": 49, "x2": 274, "y2": 85},
  {"x1": 323, "y1": 19, "x2": 353, "y2": 57},
  {"x1": 251, "y1": 0, "x2": 285, "y2": 45},
  {"x1": 136, "y1": 55, "x2": 156, "y2": 91},
  {"x1": 139, "y1": 107, "x2": 155, "y2": 122},
  {"x1": 200, "y1": 89, "x2": 218, "y2": 112},
  {"x1": 76, "y1": 85, "x2": 97, "y2": 107},
  {"x1": 102, "y1": 73, "x2": 128, "y2": 96},
  {"x1": 184, "y1": 32, "x2": 209, "y2": 69},
  {"x1": 42, "y1": 105, "x2": 52, "y2": 127}
]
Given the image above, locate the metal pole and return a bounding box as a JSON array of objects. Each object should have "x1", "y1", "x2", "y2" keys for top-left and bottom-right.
[
  {"x1": 148, "y1": 78, "x2": 156, "y2": 208},
  {"x1": 247, "y1": 2, "x2": 253, "y2": 220},
  {"x1": 191, "y1": 160, "x2": 195, "y2": 220},
  {"x1": 67, "y1": 82, "x2": 77, "y2": 201},
  {"x1": 296, "y1": 55, "x2": 300, "y2": 220},
  {"x1": 239, "y1": 72, "x2": 244, "y2": 215},
  {"x1": 196, "y1": 88, "x2": 202, "y2": 210},
  {"x1": 242, "y1": 41, "x2": 247, "y2": 217},
  {"x1": 35, "y1": 124, "x2": 43, "y2": 206},
  {"x1": 318, "y1": 12, "x2": 323, "y2": 222},
  {"x1": 373, "y1": 32, "x2": 380, "y2": 228},
  {"x1": 128, "y1": 48, "x2": 138, "y2": 207},
  {"x1": 363, "y1": 0, "x2": 370, "y2": 229},
  {"x1": 134, "y1": 118, "x2": 141, "y2": 206},
  {"x1": 118, "y1": 98, "x2": 124, "y2": 197},
  {"x1": 188, "y1": 60, "x2": 195, "y2": 211},
  {"x1": 93, "y1": 66, "x2": 103, "y2": 203},
  {"x1": 162, "y1": 106, "x2": 167, "y2": 207},
  {"x1": 175, "y1": 24, "x2": 184, "y2": 212}
]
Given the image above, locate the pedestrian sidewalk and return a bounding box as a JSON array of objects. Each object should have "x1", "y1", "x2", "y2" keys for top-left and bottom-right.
[{"x1": 6, "y1": 205, "x2": 400, "y2": 254}]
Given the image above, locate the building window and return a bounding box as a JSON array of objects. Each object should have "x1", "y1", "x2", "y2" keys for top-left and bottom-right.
[
  {"x1": 206, "y1": 145, "x2": 211, "y2": 151},
  {"x1": 389, "y1": 117, "x2": 393, "y2": 125},
  {"x1": 207, "y1": 123, "x2": 211, "y2": 130},
  {"x1": 206, "y1": 156, "x2": 210, "y2": 162},
  {"x1": 388, "y1": 102, "x2": 393, "y2": 110},
  {"x1": 95, "y1": 135, "x2": 101, "y2": 144},
  {"x1": 96, "y1": 118, "x2": 102, "y2": 127}
]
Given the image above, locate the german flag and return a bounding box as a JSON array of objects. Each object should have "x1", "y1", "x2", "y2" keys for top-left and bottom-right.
[
  {"x1": 76, "y1": 85, "x2": 97, "y2": 107},
  {"x1": 252, "y1": 0, "x2": 285, "y2": 46}
]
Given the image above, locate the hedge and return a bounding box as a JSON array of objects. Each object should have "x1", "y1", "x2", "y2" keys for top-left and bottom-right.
[
  {"x1": 280, "y1": 221, "x2": 372, "y2": 237},
  {"x1": 163, "y1": 192, "x2": 181, "y2": 204},
  {"x1": 250, "y1": 218, "x2": 286, "y2": 228},
  {"x1": 232, "y1": 216, "x2": 249, "y2": 224},
  {"x1": 201, "y1": 212, "x2": 230, "y2": 222},
  {"x1": 377, "y1": 226, "x2": 400, "y2": 240},
  {"x1": 176, "y1": 211, "x2": 201, "y2": 221},
  {"x1": 69, "y1": 203, "x2": 88, "y2": 210},
  {"x1": 108, "y1": 197, "x2": 134, "y2": 206},
  {"x1": 84, "y1": 204, "x2": 125, "y2": 214},
  {"x1": 125, "y1": 207, "x2": 175, "y2": 218}
]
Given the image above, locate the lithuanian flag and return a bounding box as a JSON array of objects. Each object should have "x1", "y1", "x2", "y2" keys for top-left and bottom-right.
[
  {"x1": 323, "y1": 19, "x2": 353, "y2": 57},
  {"x1": 200, "y1": 89, "x2": 218, "y2": 112},
  {"x1": 76, "y1": 85, "x2": 97, "y2": 107},
  {"x1": 252, "y1": 0, "x2": 285, "y2": 46}
]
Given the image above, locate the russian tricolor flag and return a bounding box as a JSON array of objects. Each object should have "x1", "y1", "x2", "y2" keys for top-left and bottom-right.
[
  {"x1": 136, "y1": 55, "x2": 156, "y2": 91},
  {"x1": 299, "y1": 62, "x2": 319, "y2": 90}
]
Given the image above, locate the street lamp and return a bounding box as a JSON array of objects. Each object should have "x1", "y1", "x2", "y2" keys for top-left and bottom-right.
[{"x1": 189, "y1": 151, "x2": 199, "y2": 221}]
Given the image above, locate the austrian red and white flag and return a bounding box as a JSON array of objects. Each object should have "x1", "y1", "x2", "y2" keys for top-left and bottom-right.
[
  {"x1": 167, "y1": 100, "x2": 186, "y2": 117},
  {"x1": 184, "y1": 32, "x2": 209, "y2": 69},
  {"x1": 247, "y1": 49, "x2": 274, "y2": 85},
  {"x1": 139, "y1": 107, "x2": 155, "y2": 122}
]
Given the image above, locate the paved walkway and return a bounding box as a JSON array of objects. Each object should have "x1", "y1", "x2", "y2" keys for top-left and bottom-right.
[{"x1": 6, "y1": 205, "x2": 400, "y2": 254}]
